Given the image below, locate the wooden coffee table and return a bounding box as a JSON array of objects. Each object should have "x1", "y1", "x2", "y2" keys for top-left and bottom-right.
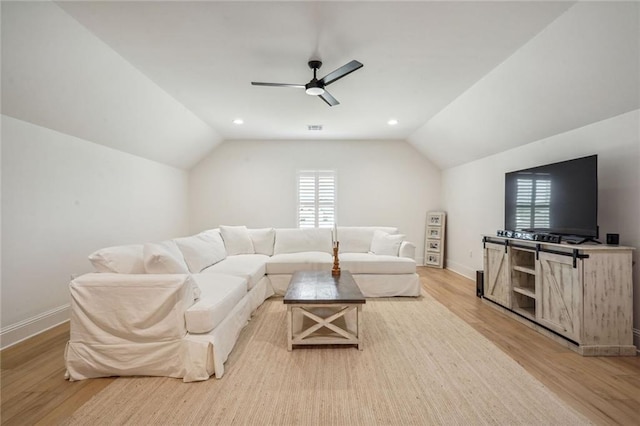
[{"x1": 283, "y1": 270, "x2": 365, "y2": 351}]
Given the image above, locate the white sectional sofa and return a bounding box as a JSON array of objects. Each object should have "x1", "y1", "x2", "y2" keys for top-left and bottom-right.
[{"x1": 65, "y1": 226, "x2": 419, "y2": 382}]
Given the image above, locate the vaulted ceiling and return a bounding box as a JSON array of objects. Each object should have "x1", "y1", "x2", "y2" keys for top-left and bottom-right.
[{"x1": 2, "y1": 1, "x2": 638, "y2": 170}]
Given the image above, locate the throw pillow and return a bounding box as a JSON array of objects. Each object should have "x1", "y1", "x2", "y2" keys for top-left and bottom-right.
[
  {"x1": 220, "y1": 225, "x2": 255, "y2": 255},
  {"x1": 174, "y1": 231, "x2": 227, "y2": 273},
  {"x1": 249, "y1": 228, "x2": 276, "y2": 256},
  {"x1": 143, "y1": 240, "x2": 190, "y2": 274},
  {"x1": 200, "y1": 229, "x2": 228, "y2": 264},
  {"x1": 88, "y1": 244, "x2": 145, "y2": 274},
  {"x1": 370, "y1": 230, "x2": 405, "y2": 256}
]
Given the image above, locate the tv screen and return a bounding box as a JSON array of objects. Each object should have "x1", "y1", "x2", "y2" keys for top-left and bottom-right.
[{"x1": 505, "y1": 155, "x2": 598, "y2": 238}]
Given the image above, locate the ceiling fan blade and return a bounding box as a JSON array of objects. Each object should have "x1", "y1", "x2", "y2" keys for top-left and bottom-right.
[
  {"x1": 318, "y1": 60, "x2": 363, "y2": 86},
  {"x1": 251, "y1": 82, "x2": 305, "y2": 88},
  {"x1": 319, "y1": 90, "x2": 339, "y2": 107}
]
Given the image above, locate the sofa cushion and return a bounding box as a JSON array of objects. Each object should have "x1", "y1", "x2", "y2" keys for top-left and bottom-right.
[
  {"x1": 337, "y1": 227, "x2": 398, "y2": 253},
  {"x1": 143, "y1": 241, "x2": 190, "y2": 274},
  {"x1": 340, "y1": 253, "x2": 416, "y2": 274},
  {"x1": 174, "y1": 232, "x2": 227, "y2": 273},
  {"x1": 266, "y1": 252, "x2": 333, "y2": 274},
  {"x1": 370, "y1": 230, "x2": 405, "y2": 256},
  {"x1": 88, "y1": 244, "x2": 145, "y2": 274},
  {"x1": 273, "y1": 228, "x2": 332, "y2": 255},
  {"x1": 249, "y1": 228, "x2": 275, "y2": 256},
  {"x1": 186, "y1": 274, "x2": 248, "y2": 334},
  {"x1": 220, "y1": 225, "x2": 255, "y2": 255},
  {"x1": 202, "y1": 254, "x2": 269, "y2": 290}
]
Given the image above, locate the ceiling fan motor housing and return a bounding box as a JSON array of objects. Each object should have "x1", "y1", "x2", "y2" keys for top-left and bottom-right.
[
  {"x1": 305, "y1": 60, "x2": 325, "y2": 95},
  {"x1": 308, "y1": 60, "x2": 322, "y2": 70},
  {"x1": 305, "y1": 80, "x2": 324, "y2": 95}
]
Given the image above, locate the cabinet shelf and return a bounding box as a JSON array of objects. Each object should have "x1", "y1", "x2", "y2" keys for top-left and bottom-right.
[
  {"x1": 513, "y1": 306, "x2": 536, "y2": 321},
  {"x1": 513, "y1": 265, "x2": 535, "y2": 275},
  {"x1": 513, "y1": 286, "x2": 536, "y2": 299}
]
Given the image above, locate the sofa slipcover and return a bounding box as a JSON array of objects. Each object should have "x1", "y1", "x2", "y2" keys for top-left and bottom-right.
[
  {"x1": 266, "y1": 252, "x2": 333, "y2": 274},
  {"x1": 337, "y1": 226, "x2": 398, "y2": 253},
  {"x1": 186, "y1": 274, "x2": 248, "y2": 333},
  {"x1": 339, "y1": 253, "x2": 416, "y2": 274},
  {"x1": 68, "y1": 224, "x2": 420, "y2": 383},
  {"x1": 65, "y1": 273, "x2": 201, "y2": 381},
  {"x1": 202, "y1": 254, "x2": 268, "y2": 290},
  {"x1": 273, "y1": 228, "x2": 332, "y2": 254}
]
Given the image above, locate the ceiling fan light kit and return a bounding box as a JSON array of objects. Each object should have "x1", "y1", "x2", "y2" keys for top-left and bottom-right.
[
  {"x1": 305, "y1": 86, "x2": 325, "y2": 96},
  {"x1": 252, "y1": 59, "x2": 363, "y2": 107}
]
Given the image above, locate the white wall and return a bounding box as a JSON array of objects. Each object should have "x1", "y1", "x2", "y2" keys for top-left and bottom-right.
[
  {"x1": 441, "y1": 110, "x2": 640, "y2": 345},
  {"x1": 189, "y1": 139, "x2": 441, "y2": 262},
  {"x1": 408, "y1": 1, "x2": 639, "y2": 169},
  {"x1": 2, "y1": 1, "x2": 221, "y2": 170},
  {"x1": 0, "y1": 116, "x2": 190, "y2": 348}
]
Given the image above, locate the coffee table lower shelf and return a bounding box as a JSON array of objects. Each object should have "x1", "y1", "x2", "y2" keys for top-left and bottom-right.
[{"x1": 287, "y1": 303, "x2": 363, "y2": 351}]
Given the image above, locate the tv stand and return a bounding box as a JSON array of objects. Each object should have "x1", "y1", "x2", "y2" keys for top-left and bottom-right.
[
  {"x1": 561, "y1": 235, "x2": 602, "y2": 245},
  {"x1": 482, "y1": 235, "x2": 635, "y2": 356}
]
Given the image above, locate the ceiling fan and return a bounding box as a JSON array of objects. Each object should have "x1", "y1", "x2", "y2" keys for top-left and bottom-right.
[{"x1": 251, "y1": 59, "x2": 363, "y2": 106}]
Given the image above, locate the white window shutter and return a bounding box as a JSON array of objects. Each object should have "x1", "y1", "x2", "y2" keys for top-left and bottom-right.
[{"x1": 297, "y1": 170, "x2": 336, "y2": 228}]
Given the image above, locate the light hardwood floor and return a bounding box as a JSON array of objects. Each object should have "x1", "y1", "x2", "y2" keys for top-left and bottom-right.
[{"x1": 1, "y1": 267, "x2": 639, "y2": 425}]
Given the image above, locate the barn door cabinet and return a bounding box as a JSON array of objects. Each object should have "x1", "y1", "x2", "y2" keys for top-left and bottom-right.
[
  {"x1": 482, "y1": 236, "x2": 636, "y2": 356},
  {"x1": 483, "y1": 242, "x2": 511, "y2": 308}
]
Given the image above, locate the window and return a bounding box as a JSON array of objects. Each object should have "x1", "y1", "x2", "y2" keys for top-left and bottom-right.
[
  {"x1": 297, "y1": 170, "x2": 336, "y2": 228},
  {"x1": 515, "y1": 175, "x2": 551, "y2": 230}
]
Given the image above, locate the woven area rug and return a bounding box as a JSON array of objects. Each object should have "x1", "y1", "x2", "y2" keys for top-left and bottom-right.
[{"x1": 66, "y1": 292, "x2": 589, "y2": 425}]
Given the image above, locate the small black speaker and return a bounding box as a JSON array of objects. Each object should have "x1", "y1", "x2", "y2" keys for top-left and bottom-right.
[
  {"x1": 476, "y1": 270, "x2": 484, "y2": 298},
  {"x1": 606, "y1": 233, "x2": 619, "y2": 245}
]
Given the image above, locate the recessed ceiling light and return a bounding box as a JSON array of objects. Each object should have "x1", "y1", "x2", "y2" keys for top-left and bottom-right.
[
  {"x1": 233, "y1": 118, "x2": 244, "y2": 125},
  {"x1": 387, "y1": 119, "x2": 399, "y2": 126}
]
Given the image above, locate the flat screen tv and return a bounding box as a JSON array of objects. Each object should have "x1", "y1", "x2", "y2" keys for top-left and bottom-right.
[{"x1": 505, "y1": 155, "x2": 598, "y2": 239}]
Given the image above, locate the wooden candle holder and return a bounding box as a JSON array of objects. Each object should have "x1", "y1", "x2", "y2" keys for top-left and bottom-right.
[{"x1": 332, "y1": 242, "x2": 341, "y2": 276}]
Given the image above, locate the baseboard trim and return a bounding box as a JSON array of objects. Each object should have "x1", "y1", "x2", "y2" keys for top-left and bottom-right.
[
  {"x1": 633, "y1": 328, "x2": 640, "y2": 354},
  {"x1": 444, "y1": 259, "x2": 475, "y2": 281},
  {"x1": 0, "y1": 304, "x2": 70, "y2": 350}
]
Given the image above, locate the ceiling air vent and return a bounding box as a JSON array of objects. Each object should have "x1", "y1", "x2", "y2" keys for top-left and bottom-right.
[{"x1": 307, "y1": 124, "x2": 323, "y2": 131}]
